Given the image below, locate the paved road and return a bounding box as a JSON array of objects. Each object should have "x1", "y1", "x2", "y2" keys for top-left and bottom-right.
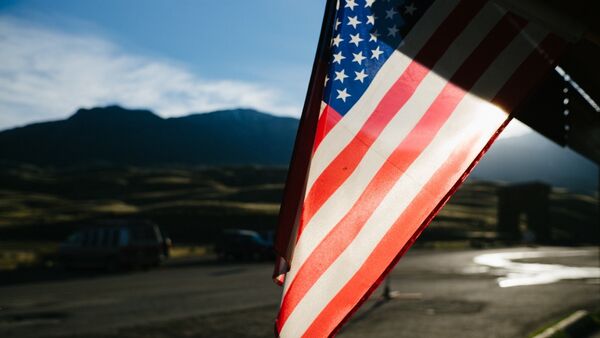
[
  {"x1": 0, "y1": 246, "x2": 598, "y2": 338},
  {"x1": 339, "y1": 247, "x2": 599, "y2": 338}
]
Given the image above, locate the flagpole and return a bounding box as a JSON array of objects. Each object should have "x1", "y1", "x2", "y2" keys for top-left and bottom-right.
[{"x1": 272, "y1": 0, "x2": 338, "y2": 283}]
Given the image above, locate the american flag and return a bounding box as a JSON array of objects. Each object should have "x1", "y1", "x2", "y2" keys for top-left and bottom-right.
[{"x1": 274, "y1": 0, "x2": 566, "y2": 336}]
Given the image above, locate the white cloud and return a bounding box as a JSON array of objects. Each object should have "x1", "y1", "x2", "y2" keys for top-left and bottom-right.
[
  {"x1": 0, "y1": 16, "x2": 301, "y2": 130},
  {"x1": 0, "y1": 15, "x2": 533, "y2": 139}
]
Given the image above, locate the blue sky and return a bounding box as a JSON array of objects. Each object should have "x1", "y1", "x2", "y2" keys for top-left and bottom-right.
[
  {"x1": 0, "y1": 0, "x2": 325, "y2": 129},
  {"x1": 0, "y1": 0, "x2": 324, "y2": 83},
  {"x1": 0, "y1": 0, "x2": 532, "y2": 136}
]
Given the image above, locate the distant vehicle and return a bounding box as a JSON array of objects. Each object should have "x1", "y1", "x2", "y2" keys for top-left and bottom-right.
[
  {"x1": 215, "y1": 229, "x2": 274, "y2": 261},
  {"x1": 59, "y1": 219, "x2": 172, "y2": 271}
]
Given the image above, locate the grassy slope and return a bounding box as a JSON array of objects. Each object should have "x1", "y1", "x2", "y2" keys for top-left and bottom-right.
[{"x1": 0, "y1": 164, "x2": 597, "y2": 246}]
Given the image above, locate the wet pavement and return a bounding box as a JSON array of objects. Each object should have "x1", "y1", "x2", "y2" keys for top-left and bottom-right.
[{"x1": 473, "y1": 249, "x2": 600, "y2": 288}]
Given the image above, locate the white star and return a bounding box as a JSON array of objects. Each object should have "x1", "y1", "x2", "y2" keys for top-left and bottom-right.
[
  {"x1": 347, "y1": 16, "x2": 362, "y2": 29},
  {"x1": 369, "y1": 30, "x2": 379, "y2": 42},
  {"x1": 405, "y1": 3, "x2": 417, "y2": 15},
  {"x1": 335, "y1": 18, "x2": 342, "y2": 30},
  {"x1": 366, "y1": 15, "x2": 376, "y2": 25},
  {"x1": 354, "y1": 69, "x2": 368, "y2": 83},
  {"x1": 371, "y1": 46, "x2": 384, "y2": 60},
  {"x1": 332, "y1": 51, "x2": 346, "y2": 64},
  {"x1": 349, "y1": 33, "x2": 364, "y2": 47},
  {"x1": 332, "y1": 34, "x2": 343, "y2": 47},
  {"x1": 336, "y1": 88, "x2": 351, "y2": 102},
  {"x1": 324, "y1": 75, "x2": 329, "y2": 86},
  {"x1": 352, "y1": 51, "x2": 366, "y2": 65},
  {"x1": 385, "y1": 7, "x2": 398, "y2": 19},
  {"x1": 345, "y1": 0, "x2": 358, "y2": 11},
  {"x1": 334, "y1": 69, "x2": 349, "y2": 83},
  {"x1": 365, "y1": 0, "x2": 376, "y2": 7},
  {"x1": 387, "y1": 25, "x2": 399, "y2": 37}
]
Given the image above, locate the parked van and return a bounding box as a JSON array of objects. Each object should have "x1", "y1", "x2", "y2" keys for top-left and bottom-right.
[{"x1": 59, "y1": 219, "x2": 171, "y2": 270}]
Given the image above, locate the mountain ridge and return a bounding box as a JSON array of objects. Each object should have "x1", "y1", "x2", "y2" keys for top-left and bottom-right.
[
  {"x1": 0, "y1": 105, "x2": 299, "y2": 166},
  {"x1": 472, "y1": 131, "x2": 598, "y2": 193},
  {"x1": 0, "y1": 106, "x2": 596, "y2": 193}
]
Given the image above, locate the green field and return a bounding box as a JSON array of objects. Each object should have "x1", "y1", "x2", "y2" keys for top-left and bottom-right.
[
  {"x1": 0, "y1": 165, "x2": 287, "y2": 241},
  {"x1": 0, "y1": 163, "x2": 597, "y2": 256}
]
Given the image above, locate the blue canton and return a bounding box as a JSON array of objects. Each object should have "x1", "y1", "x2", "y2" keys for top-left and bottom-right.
[{"x1": 322, "y1": 0, "x2": 433, "y2": 116}]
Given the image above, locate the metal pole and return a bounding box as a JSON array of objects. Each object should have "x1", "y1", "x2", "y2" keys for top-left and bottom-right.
[{"x1": 382, "y1": 275, "x2": 392, "y2": 300}]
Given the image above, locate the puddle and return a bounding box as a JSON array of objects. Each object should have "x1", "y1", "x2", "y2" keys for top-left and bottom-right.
[{"x1": 473, "y1": 250, "x2": 600, "y2": 288}]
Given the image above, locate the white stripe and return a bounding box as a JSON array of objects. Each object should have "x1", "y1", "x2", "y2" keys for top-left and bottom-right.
[
  {"x1": 473, "y1": 20, "x2": 548, "y2": 100},
  {"x1": 318, "y1": 101, "x2": 327, "y2": 117},
  {"x1": 305, "y1": 0, "x2": 460, "y2": 191},
  {"x1": 280, "y1": 25, "x2": 547, "y2": 337},
  {"x1": 283, "y1": 2, "x2": 505, "y2": 295},
  {"x1": 282, "y1": 97, "x2": 507, "y2": 338}
]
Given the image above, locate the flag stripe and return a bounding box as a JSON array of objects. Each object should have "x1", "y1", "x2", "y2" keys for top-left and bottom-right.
[
  {"x1": 303, "y1": 132, "x2": 484, "y2": 337},
  {"x1": 305, "y1": 0, "x2": 461, "y2": 192},
  {"x1": 278, "y1": 10, "x2": 527, "y2": 333},
  {"x1": 281, "y1": 1, "x2": 506, "y2": 302},
  {"x1": 493, "y1": 34, "x2": 566, "y2": 110},
  {"x1": 300, "y1": 30, "x2": 563, "y2": 337},
  {"x1": 300, "y1": 0, "x2": 496, "y2": 227},
  {"x1": 280, "y1": 92, "x2": 507, "y2": 337},
  {"x1": 276, "y1": 0, "x2": 567, "y2": 335},
  {"x1": 312, "y1": 105, "x2": 342, "y2": 153},
  {"x1": 302, "y1": 3, "x2": 522, "y2": 227},
  {"x1": 279, "y1": 18, "x2": 551, "y2": 337},
  {"x1": 305, "y1": 0, "x2": 482, "y2": 197}
]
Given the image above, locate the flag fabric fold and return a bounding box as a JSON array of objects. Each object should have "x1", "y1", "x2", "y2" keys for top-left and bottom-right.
[{"x1": 274, "y1": 0, "x2": 566, "y2": 336}]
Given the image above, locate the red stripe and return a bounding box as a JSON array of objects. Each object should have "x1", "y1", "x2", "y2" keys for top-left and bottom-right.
[
  {"x1": 303, "y1": 132, "x2": 485, "y2": 337},
  {"x1": 276, "y1": 13, "x2": 526, "y2": 333},
  {"x1": 301, "y1": 34, "x2": 566, "y2": 337},
  {"x1": 299, "y1": 0, "x2": 488, "y2": 228},
  {"x1": 312, "y1": 105, "x2": 343, "y2": 153},
  {"x1": 493, "y1": 34, "x2": 567, "y2": 111}
]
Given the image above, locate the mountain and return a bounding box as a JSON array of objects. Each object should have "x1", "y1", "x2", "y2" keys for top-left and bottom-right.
[
  {"x1": 0, "y1": 106, "x2": 299, "y2": 166},
  {"x1": 472, "y1": 132, "x2": 598, "y2": 193},
  {"x1": 0, "y1": 106, "x2": 596, "y2": 193}
]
